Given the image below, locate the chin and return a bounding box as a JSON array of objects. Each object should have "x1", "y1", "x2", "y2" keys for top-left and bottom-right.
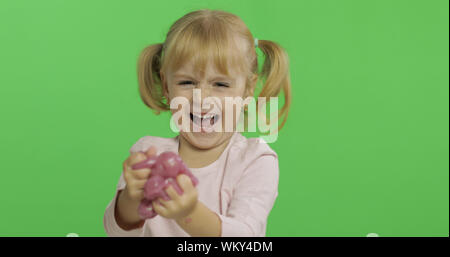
[
  {"x1": 180, "y1": 131, "x2": 220, "y2": 150},
  {"x1": 180, "y1": 130, "x2": 234, "y2": 150},
  {"x1": 176, "y1": 111, "x2": 236, "y2": 150}
]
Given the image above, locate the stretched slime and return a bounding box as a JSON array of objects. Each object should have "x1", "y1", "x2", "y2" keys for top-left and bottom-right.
[{"x1": 131, "y1": 151, "x2": 199, "y2": 219}]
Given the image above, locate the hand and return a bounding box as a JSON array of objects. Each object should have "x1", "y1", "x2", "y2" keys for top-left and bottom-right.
[
  {"x1": 122, "y1": 146, "x2": 157, "y2": 202},
  {"x1": 152, "y1": 174, "x2": 199, "y2": 220}
]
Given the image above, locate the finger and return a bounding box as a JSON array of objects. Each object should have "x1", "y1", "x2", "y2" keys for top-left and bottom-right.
[
  {"x1": 157, "y1": 196, "x2": 171, "y2": 208},
  {"x1": 145, "y1": 146, "x2": 157, "y2": 157},
  {"x1": 129, "y1": 152, "x2": 148, "y2": 165},
  {"x1": 127, "y1": 188, "x2": 144, "y2": 200},
  {"x1": 152, "y1": 199, "x2": 168, "y2": 216},
  {"x1": 130, "y1": 179, "x2": 147, "y2": 190},
  {"x1": 165, "y1": 182, "x2": 182, "y2": 202},
  {"x1": 177, "y1": 174, "x2": 194, "y2": 192},
  {"x1": 159, "y1": 196, "x2": 177, "y2": 213},
  {"x1": 123, "y1": 160, "x2": 129, "y2": 173},
  {"x1": 123, "y1": 160, "x2": 151, "y2": 178},
  {"x1": 123, "y1": 161, "x2": 133, "y2": 182},
  {"x1": 130, "y1": 168, "x2": 151, "y2": 180}
]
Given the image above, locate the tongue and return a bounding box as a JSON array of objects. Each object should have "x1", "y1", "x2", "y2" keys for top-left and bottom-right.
[
  {"x1": 193, "y1": 115, "x2": 202, "y2": 126},
  {"x1": 201, "y1": 118, "x2": 213, "y2": 128},
  {"x1": 206, "y1": 117, "x2": 214, "y2": 125},
  {"x1": 193, "y1": 116, "x2": 216, "y2": 132}
]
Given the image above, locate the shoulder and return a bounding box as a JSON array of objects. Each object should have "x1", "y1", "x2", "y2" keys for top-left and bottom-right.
[
  {"x1": 231, "y1": 133, "x2": 278, "y2": 159},
  {"x1": 129, "y1": 135, "x2": 178, "y2": 154},
  {"x1": 229, "y1": 133, "x2": 278, "y2": 171},
  {"x1": 226, "y1": 134, "x2": 279, "y2": 195}
]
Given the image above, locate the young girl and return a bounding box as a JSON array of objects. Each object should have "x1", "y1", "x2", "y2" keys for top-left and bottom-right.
[{"x1": 103, "y1": 9, "x2": 291, "y2": 237}]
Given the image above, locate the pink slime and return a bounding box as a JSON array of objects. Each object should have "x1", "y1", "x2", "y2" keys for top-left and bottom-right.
[{"x1": 131, "y1": 151, "x2": 199, "y2": 219}]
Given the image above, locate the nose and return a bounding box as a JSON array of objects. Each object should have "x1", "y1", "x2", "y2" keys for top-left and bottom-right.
[
  {"x1": 199, "y1": 83, "x2": 212, "y2": 98},
  {"x1": 191, "y1": 84, "x2": 214, "y2": 113}
]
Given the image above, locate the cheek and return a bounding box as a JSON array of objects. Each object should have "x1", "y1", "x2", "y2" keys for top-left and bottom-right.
[
  {"x1": 223, "y1": 90, "x2": 248, "y2": 108},
  {"x1": 168, "y1": 88, "x2": 193, "y2": 105},
  {"x1": 219, "y1": 98, "x2": 243, "y2": 120}
]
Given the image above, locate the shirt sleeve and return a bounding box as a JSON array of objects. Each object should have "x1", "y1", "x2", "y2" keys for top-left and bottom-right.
[
  {"x1": 216, "y1": 154, "x2": 280, "y2": 237},
  {"x1": 103, "y1": 137, "x2": 149, "y2": 237}
]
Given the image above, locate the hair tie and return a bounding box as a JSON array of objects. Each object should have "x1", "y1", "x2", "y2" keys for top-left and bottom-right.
[{"x1": 254, "y1": 38, "x2": 259, "y2": 48}]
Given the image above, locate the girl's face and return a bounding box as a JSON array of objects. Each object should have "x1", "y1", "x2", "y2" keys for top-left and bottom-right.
[{"x1": 161, "y1": 59, "x2": 253, "y2": 150}]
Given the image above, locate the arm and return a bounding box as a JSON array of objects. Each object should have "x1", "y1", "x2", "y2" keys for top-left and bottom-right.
[
  {"x1": 175, "y1": 201, "x2": 222, "y2": 237},
  {"x1": 115, "y1": 189, "x2": 145, "y2": 230},
  {"x1": 103, "y1": 174, "x2": 145, "y2": 236},
  {"x1": 103, "y1": 136, "x2": 153, "y2": 236},
  {"x1": 151, "y1": 174, "x2": 222, "y2": 237},
  {"x1": 175, "y1": 154, "x2": 279, "y2": 237},
  {"x1": 215, "y1": 154, "x2": 279, "y2": 237}
]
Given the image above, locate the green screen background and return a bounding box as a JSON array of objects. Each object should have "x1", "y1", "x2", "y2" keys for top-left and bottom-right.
[{"x1": 0, "y1": 0, "x2": 448, "y2": 237}]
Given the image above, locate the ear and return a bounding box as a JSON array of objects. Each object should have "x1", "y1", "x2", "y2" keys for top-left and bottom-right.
[
  {"x1": 245, "y1": 74, "x2": 258, "y2": 98},
  {"x1": 160, "y1": 71, "x2": 170, "y2": 100}
]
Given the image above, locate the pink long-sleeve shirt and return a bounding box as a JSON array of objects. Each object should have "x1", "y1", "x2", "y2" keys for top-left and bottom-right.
[{"x1": 103, "y1": 132, "x2": 279, "y2": 237}]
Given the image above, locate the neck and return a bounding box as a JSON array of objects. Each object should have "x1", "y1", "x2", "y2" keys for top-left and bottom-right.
[{"x1": 178, "y1": 134, "x2": 233, "y2": 169}]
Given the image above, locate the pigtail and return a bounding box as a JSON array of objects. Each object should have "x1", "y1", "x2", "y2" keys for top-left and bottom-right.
[
  {"x1": 257, "y1": 39, "x2": 292, "y2": 132},
  {"x1": 136, "y1": 43, "x2": 169, "y2": 114}
]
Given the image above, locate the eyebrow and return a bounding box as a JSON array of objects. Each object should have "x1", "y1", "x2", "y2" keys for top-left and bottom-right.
[{"x1": 174, "y1": 73, "x2": 235, "y2": 82}]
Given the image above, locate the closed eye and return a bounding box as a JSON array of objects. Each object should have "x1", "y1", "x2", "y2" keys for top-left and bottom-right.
[
  {"x1": 177, "y1": 81, "x2": 229, "y2": 87},
  {"x1": 178, "y1": 80, "x2": 194, "y2": 85},
  {"x1": 215, "y1": 82, "x2": 230, "y2": 87}
]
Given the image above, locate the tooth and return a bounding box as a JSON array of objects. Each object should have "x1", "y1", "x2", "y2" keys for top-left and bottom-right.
[{"x1": 193, "y1": 113, "x2": 218, "y2": 119}]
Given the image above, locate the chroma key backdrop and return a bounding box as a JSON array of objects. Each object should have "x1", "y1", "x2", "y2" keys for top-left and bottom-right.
[{"x1": 0, "y1": 0, "x2": 448, "y2": 237}]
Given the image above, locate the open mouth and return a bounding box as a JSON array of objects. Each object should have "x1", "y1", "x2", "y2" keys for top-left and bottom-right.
[{"x1": 189, "y1": 112, "x2": 220, "y2": 127}]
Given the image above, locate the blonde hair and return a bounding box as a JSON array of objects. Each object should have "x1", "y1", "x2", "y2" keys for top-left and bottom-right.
[{"x1": 137, "y1": 9, "x2": 291, "y2": 131}]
